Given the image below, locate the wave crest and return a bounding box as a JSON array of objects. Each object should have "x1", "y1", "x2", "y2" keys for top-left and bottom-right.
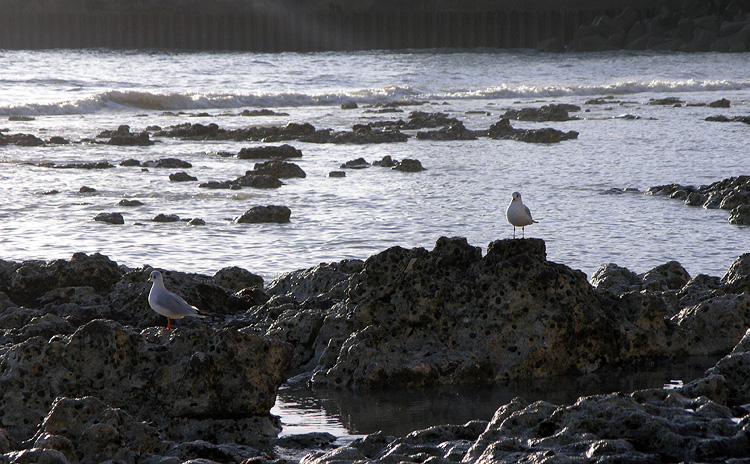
[{"x1": 1, "y1": 79, "x2": 747, "y2": 116}]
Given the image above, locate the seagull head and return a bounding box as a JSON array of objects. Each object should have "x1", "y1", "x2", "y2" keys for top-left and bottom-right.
[
  {"x1": 148, "y1": 270, "x2": 163, "y2": 284},
  {"x1": 511, "y1": 192, "x2": 522, "y2": 202}
]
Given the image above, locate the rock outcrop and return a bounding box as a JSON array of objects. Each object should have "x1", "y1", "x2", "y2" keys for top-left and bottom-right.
[{"x1": 647, "y1": 175, "x2": 750, "y2": 225}]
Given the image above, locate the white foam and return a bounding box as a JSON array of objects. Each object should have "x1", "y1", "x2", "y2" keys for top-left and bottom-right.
[{"x1": 0, "y1": 79, "x2": 747, "y2": 116}]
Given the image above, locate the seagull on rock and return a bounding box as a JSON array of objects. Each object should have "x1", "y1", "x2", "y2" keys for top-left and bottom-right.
[
  {"x1": 506, "y1": 191, "x2": 538, "y2": 239},
  {"x1": 148, "y1": 270, "x2": 207, "y2": 331}
]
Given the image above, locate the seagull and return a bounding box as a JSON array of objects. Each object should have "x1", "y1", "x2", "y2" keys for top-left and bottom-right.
[
  {"x1": 506, "y1": 191, "x2": 538, "y2": 239},
  {"x1": 148, "y1": 270, "x2": 206, "y2": 331}
]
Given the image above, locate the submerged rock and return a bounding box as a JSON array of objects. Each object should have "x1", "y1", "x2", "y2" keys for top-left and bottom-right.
[
  {"x1": 647, "y1": 175, "x2": 750, "y2": 225},
  {"x1": 238, "y1": 144, "x2": 303, "y2": 160},
  {"x1": 500, "y1": 103, "x2": 581, "y2": 122}
]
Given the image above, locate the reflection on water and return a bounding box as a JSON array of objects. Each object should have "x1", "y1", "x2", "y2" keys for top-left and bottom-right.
[{"x1": 272, "y1": 356, "x2": 720, "y2": 439}]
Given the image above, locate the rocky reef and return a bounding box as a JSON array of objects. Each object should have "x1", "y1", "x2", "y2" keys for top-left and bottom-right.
[
  {"x1": 647, "y1": 175, "x2": 750, "y2": 225},
  {"x1": 1, "y1": 239, "x2": 750, "y2": 463}
]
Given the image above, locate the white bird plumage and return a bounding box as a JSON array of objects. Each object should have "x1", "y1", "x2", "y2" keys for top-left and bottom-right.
[
  {"x1": 506, "y1": 191, "x2": 538, "y2": 239},
  {"x1": 148, "y1": 270, "x2": 206, "y2": 331}
]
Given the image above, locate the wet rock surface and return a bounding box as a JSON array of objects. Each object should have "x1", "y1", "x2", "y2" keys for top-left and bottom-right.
[
  {"x1": 234, "y1": 205, "x2": 292, "y2": 223},
  {"x1": 489, "y1": 118, "x2": 579, "y2": 144},
  {"x1": 647, "y1": 175, "x2": 750, "y2": 225},
  {"x1": 2, "y1": 240, "x2": 750, "y2": 463}
]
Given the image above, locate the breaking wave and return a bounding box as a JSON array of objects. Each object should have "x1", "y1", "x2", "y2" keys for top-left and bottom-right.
[{"x1": 1, "y1": 79, "x2": 748, "y2": 116}]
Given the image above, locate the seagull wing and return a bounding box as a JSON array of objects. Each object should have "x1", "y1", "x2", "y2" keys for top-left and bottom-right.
[{"x1": 153, "y1": 289, "x2": 203, "y2": 318}]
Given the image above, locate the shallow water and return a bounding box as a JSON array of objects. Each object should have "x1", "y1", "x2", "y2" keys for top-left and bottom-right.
[{"x1": 272, "y1": 356, "x2": 721, "y2": 440}]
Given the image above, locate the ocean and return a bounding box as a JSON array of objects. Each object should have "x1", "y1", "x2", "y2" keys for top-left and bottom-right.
[{"x1": 1, "y1": 47, "x2": 748, "y2": 437}]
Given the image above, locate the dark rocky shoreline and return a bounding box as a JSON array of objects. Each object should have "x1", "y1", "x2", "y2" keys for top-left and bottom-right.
[{"x1": 1, "y1": 238, "x2": 749, "y2": 463}]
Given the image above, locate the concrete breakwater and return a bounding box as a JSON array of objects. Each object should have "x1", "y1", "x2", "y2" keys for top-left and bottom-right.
[{"x1": 0, "y1": 8, "x2": 639, "y2": 51}]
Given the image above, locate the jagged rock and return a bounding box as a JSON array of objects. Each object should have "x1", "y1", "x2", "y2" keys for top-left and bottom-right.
[
  {"x1": 721, "y1": 252, "x2": 750, "y2": 294},
  {"x1": 339, "y1": 157, "x2": 369, "y2": 169},
  {"x1": 393, "y1": 158, "x2": 425, "y2": 172},
  {"x1": 415, "y1": 122, "x2": 478, "y2": 140},
  {"x1": 213, "y1": 266, "x2": 264, "y2": 292},
  {"x1": 301, "y1": 127, "x2": 408, "y2": 144},
  {"x1": 590, "y1": 263, "x2": 640, "y2": 294},
  {"x1": 671, "y1": 293, "x2": 750, "y2": 355},
  {"x1": 500, "y1": 104, "x2": 580, "y2": 122},
  {"x1": 489, "y1": 118, "x2": 578, "y2": 144},
  {"x1": 251, "y1": 160, "x2": 306, "y2": 178},
  {"x1": 729, "y1": 204, "x2": 750, "y2": 225},
  {"x1": 94, "y1": 212, "x2": 124, "y2": 225},
  {"x1": 233, "y1": 205, "x2": 291, "y2": 224},
  {"x1": 267, "y1": 259, "x2": 363, "y2": 302},
  {"x1": 647, "y1": 176, "x2": 750, "y2": 222},
  {"x1": 239, "y1": 109, "x2": 289, "y2": 116},
  {"x1": 327, "y1": 171, "x2": 345, "y2": 177},
  {"x1": 238, "y1": 144, "x2": 302, "y2": 160},
  {"x1": 170, "y1": 171, "x2": 198, "y2": 182},
  {"x1": 372, "y1": 155, "x2": 397, "y2": 167},
  {"x1": 0, "y1": 320, "x2": 292, "y2": 442},
  {"x1": 305, "y1": 237, "x2": 624, "y2": 388}
]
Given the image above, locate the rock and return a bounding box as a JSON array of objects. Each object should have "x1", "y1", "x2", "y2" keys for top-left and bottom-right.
[
  {"x1": 153, "y1": 213, "x2": 180, "y2": 222},
  {"x1": 48, "y1": 136, "x2": 70, "y2": 144},
  {"x1": 327, "y1": 171, "x2": 345, "y2": 178},
  {"x1": 671, "y1": 293, "x2": 750, "y2": 355},
  {"x1": 120, "y1": 158, "x2": 142, "y2": 167},
  {"x1": 721, "y1": 253, "x2": 750, "y2": 294},
  {"x1": 143, "y1": 158, "x2": 193, "y2": 169},
  {"x1": 647, "y1": 176, "x2": 750, "y2": 222},
  {"x1": 393, "y1": 158, "x2": 425, "y2": 172},
  {"x1": 238, "y1": 144, "x2": 302, "y2": 160},
  {"x1": 590, "y1": 263, "x2": 640, "y2": 294},
  {"x1": 0, "y1": 132, "x2": 45, "y2": 146},
  {"x1": 170, "y1": 171, "x2": 198, "y2": 182},
  {"x1": 100, "y1": 126, "x2": 155, "y2": 146},
  {"x1": 648, "y1": 96, "x2": 685, "y2": 106},
  {"x1": 0, "y1": 320, "x2": 293, "y2": 442},
  {"x1": 304, "y1": 237, "x2": 625, "y2": 388},
  {"x1": 267, "y1": 259, "x2": 363, "y2": 302},
  {"x1": 489, "y1": 118, "x2": 579, "y2": 144},
  {"x1": 729, "y1": 204, "x2": 750, "y2": 224},
  {"x1": 708, "y1": 98, "x2": 731, "y2": 108},
  {"x1": 0, "y1": 252, "x2": 123, "y2": 306},
  {"x1": 213, "y1": 266, "x2": 264, "y2": 292},
  {"x1": 300, "y1": 127, "x2": 408, "y2": 144},
  {"x1": 339, "y1": 157, "x2": 370, "y2": 169},
  {"x1": 118, "y1": 199, "x2": 144, "y2": 207},
  {"x1": 78, "y1": 186, "x2": 97, "y2": 193},
  {"x1": 500, "y1": 104, "x2": 581, "y2": 122},
  {"x1": 251, "y1": 160, "x2": 306, "y2": 178},
  {"x1": 639, "y1": 260, "x2": 691, "y2": 291},
  {"x1": 93, "y1": 212, "x2": 124, "y2": 225},
  {"x1": 239, "y1": 109, "x2": 289, "y2": 116},
  {"x1": 187, "y1": 218, "x2": 205, "y2": 226},
  {"x1": 233, "y1": 205, "x2": 291, "y2": 224},
  {"x1": 415, "y1": 122, "x2": 479, "y2": 140},
  {"x1": 234, "y1": 174, "x2": 284, "y2": 189},
  {"x1": 340, "y1": 101, "x2": 358, "y2": 109},
  {"x1": 38, "y1": 161, "x2": 115, "y2": 169},
  {"x1": 372, "y1": 155, "x2": 397, "y2": 167},
  {"x1": 276, "y1": 432, "x2": 337, "y2": 449}
]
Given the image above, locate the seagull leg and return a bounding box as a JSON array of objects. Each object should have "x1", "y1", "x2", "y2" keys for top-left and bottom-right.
[
  {"x1": 522, "y1": 226, "x2": 525, "y2": 239},
  {"x1": 162, "y1": 318, "x2": 172, "y2": 331},
  {"x1": 513, "y1": 226, "x2": 516, "y2": 239}
]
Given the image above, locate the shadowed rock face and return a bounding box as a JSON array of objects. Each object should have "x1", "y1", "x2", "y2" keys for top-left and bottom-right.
[
  {"x1": 0, "y1": 320, "x2": 292, "y2": 441},
  {"x1": 296, "y1": 238, "x2": 621, "y2": 388}
]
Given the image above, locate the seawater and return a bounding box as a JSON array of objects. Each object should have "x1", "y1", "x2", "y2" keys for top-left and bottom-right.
[
  {"x1": 1, "y1": 49, "x2": 748, "y2": 281},
  {"x1": 1, "y1": 49, "x2": 748, "y2": 438}
]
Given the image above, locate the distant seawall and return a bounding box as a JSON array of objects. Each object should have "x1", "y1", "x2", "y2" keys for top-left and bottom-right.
[{"x1": 0, "y1": 6, "x2": 652, "y2": 51}]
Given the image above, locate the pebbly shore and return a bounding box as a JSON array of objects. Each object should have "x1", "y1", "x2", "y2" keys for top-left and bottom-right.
[{"x1": 1, "y1": 237, "x2": 749, "y2": 463}]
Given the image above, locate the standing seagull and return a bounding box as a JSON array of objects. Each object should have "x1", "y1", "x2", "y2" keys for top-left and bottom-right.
[
  {"x1": 148, "y1": 270, "x2": 206, "y2": 331},
  {"x1": 506, "y1": 191, "x2": 538, "y2": 239}
]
